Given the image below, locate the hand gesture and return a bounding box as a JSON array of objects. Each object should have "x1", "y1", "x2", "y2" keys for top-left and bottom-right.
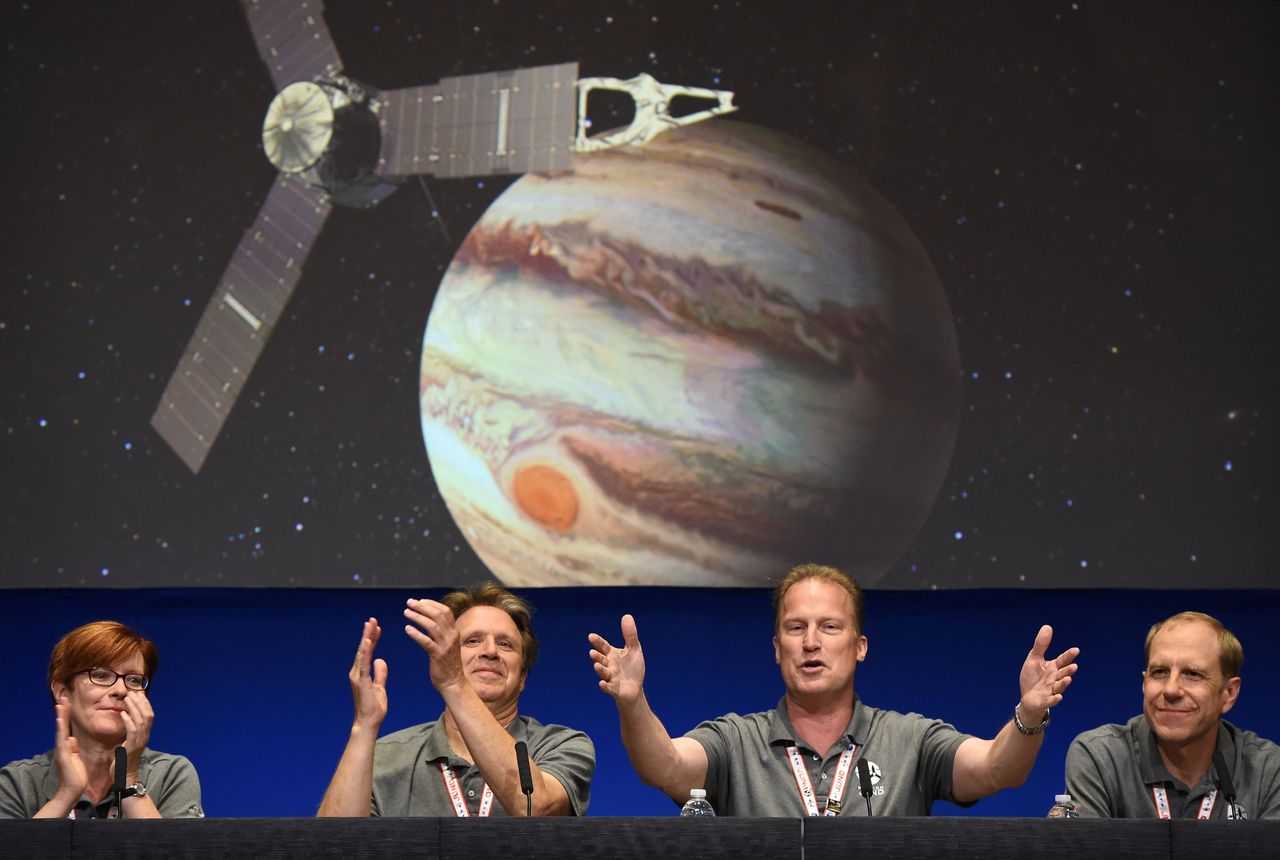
[
  {"x1": 349, "y1": 617, "x2": 389, "y2": 730},
  {"x1": 403, "y1": 598, "x2": 465, "y2": 693},
  {"x1": 118, "y1": 689, "x2": 155, "y2": 782},
  {"x1": 52, "y1": 701, "x2": 88, "y2": 797},
  {"x1": 588, "y1": 614, "x2": 647, "y2": 705},
  {"x1": 1019, "y1": 625, "x2": 1080, "y2": 719}
]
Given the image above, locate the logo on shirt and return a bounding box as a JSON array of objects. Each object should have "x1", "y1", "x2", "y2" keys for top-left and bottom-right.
[{"x1": 865, "y1": 760, "x2": 885, "y2": 797}]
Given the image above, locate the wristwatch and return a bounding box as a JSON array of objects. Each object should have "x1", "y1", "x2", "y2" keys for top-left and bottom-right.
[
  {"x1": 122, "y1": 781, "x2": 148, "y2": 799},
  {"x1": 1013, "y1": 703, "x2": 1050, "y2": 735}
]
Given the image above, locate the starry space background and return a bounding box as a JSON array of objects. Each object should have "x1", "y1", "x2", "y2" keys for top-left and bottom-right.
[{"x1": 2, "y1": 0, "x2": 1276, "y2": 589}]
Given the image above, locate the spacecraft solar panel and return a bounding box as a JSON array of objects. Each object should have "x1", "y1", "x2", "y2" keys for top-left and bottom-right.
[
  {"x1": 377, "y1": 62, "x2": 578, "y2": 179},
  {"x1": 502, "y1": 63, "x2": 578, "y2": 171},
  {"x1": 242, "y1": 0, "x2": 343, "y2": 89},
  {"x1": 151, "y1": 175, "x2": 332, "y2": 473}
]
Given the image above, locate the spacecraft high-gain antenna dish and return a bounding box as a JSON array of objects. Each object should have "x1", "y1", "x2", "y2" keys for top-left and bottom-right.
[
  {"x1": 151, "y1": 0, "x2": 735, "y2": 474},
  {"x1": 263, "y1": 81, "x2": 333, "y2": 173}
]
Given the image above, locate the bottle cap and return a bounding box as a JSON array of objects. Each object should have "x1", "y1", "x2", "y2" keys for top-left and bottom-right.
[
  {"x1": 1054, "y1": 794, "x2": 1073, "y2": 803},
  {"x1": 690, "y1": 788, "x2": 707, "y2": 798}
]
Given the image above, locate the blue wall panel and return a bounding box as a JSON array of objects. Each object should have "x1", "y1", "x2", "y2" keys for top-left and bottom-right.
[{"x1": 2, "y1": 588, "x2": 1276, "y2": 817}]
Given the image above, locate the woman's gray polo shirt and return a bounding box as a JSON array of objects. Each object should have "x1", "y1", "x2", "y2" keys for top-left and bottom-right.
[
  {"x1": 0, "y1": 747, "x2": 204, "y2": 819},
  {"x1": 369, "y1": 713, "x2": 595, "y2": 816},
  {"x1": 684, "y1": 696, "x2": 973, "y2": 816}
]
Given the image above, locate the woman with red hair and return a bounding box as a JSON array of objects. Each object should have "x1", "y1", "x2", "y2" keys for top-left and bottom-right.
[{"x1": 0, "y1": 620, "x2": 203, "y2": 818}]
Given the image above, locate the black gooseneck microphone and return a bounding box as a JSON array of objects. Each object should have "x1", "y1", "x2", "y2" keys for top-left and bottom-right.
[
  {"x1": 856, "y1": 757, "x2": 873, "y2": 816},
  {"x1": 515, "y1": 741, "x2": 534, "y2": 817},
  {"x1": 1212, "y1": 748, "x2": 1244, "y2": 820},
  {"x1": 113, "y1": 746, "x2": 128, "y2": 814}
]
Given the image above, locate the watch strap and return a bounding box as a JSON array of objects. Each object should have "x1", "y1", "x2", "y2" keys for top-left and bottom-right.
[{"x1": 1013, "y1": 703, "x2": 1050, "y2": 735}]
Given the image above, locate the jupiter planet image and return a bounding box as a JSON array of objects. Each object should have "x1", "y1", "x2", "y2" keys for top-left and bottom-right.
[{"x1": 419, "y1": 120, "x2": 960, "y2": 587}]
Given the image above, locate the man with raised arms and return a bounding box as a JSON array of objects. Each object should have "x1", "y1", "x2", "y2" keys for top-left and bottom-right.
[
  {"x1": 1065, "y1": 611, "x2": 1279, "y2": 819},
  {"x1": 589, "y1": 563, "x2": 1079, "y2": 816},
  {"x1": 319, "y1": 582, "x2": 594, "y2": 817}
]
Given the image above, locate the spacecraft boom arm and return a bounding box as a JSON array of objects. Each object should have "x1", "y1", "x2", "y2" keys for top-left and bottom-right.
[{"x1": 574, "y1": 74, "x2": 737, "y2": 152}]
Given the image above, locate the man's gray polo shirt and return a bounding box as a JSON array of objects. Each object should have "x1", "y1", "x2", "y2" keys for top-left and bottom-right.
[
  {"x1": 684, "y1": 696, "x2": 973, "y2": 816},
  {"x1": 0, "y1": 748, "x2": 204, "y2": 819},
  {"x1": 1066, "y1": 715, "x2": 1280, "y2": 819},
  {"x1": 370, "y1": 713, "x2": 594, "y2": 816}
]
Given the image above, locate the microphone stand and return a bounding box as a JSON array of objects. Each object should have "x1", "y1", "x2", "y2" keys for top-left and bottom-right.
[
  {"x1": 856, "y1": 756, "x2": 873, "y2": 816},
  {"x1": 112, "y1": 746, "x2": 128, "y2": 818},
  {"x1": 1212, "y1": 748, "x2": 1243, "y2": 820},
  {"x1": 515, "y1": 741, "x2": 534, "y2": 817}
]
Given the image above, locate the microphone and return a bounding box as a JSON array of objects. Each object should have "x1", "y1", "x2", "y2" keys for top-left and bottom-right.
[
  {"x1": 1212, "y1": 748, "x2": 1244, "y2": 820},
  {"x1": 856, "y1": 757, "x2": 873, "y2": 816},
  {"x1": 515, "y1": 741, "x2": 534, "y2": 817},
  {"x1": 113, "y1": 746, "x2": 128, "y2": 809}
]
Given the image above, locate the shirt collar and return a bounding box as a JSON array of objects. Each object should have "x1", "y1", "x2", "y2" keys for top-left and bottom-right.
[
  {"x1": 423, "y1": 712, "x2": 529, "y2": 766},
  {"x1": 1138, "y1": 716, "x2": 1235, "y2": 794},
  {"x1": 767, "y1": 694, "x2": 862, "y2": 753},
  {"x1": 422, "y1": 716, "x2": 456, "y2": 765}
]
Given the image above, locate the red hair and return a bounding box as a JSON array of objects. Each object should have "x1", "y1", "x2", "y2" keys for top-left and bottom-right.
[{"x1": 47, "y1": 620, "x2": 159, "y2": 703}]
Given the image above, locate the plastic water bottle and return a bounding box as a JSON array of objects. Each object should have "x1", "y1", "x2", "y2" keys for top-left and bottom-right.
[
  {"x1": 1047, "y1": 794, "x2": 1079, "y2": 818},
  {"x1": 680, "y1": 788, "x2": 715, "y2": 817}
]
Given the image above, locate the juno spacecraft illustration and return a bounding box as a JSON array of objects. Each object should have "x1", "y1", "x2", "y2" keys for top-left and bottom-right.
[{"x1": 151, "y1": 0, "x2": 735, "y2": 473}]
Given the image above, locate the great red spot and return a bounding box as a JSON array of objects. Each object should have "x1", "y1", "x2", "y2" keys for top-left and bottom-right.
[{"x1": 513, "y1": 464, "x2": 579, "y2": 532}]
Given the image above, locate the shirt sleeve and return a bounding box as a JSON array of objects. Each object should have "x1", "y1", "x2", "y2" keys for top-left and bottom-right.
[
  {"x1": 915, "y1": 716, "x2": 974, "y2": 806},
  {"x1": 0, "y1": 763, "x2": 33, "y2": 819},
  {"x1": 530, "y1": 725, "x2": 596, "y2": 816},
  {"x1": 1254, "y1": 747, "x2": 1280, "y2": 820},
  {"x1": 145, "y1": 753, "x2": 205, "y2": 818},
  {"x1": 1064, "y1": 734, "x2": 1115, "y2": 818},
  {"x1": 684, "y1": 715, "x2": 737, "y2": 813}
]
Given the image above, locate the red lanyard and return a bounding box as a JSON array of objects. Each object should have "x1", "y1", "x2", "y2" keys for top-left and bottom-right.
[
  {"x1": 1151, "y1": 785, "x2": 1216, "y2": 820},
  {"x1": 440, "y1": 762, "x2": 494, "y2": 817},
  {"x1": 786, "y1": 744, "x2": 857, "y2": 816}
]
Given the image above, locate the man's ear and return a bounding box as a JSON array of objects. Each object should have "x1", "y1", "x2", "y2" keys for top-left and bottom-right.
[{"x1": 1220, "y1": 676, "x2": 1241, "y2": 715}]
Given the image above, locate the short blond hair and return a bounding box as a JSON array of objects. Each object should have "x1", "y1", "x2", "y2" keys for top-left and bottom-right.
[
  {"x1": 772, "y1": 563, "x2": 865, "y2": 634},
  {"x1": 1144, "y1": 611, "x2": 1243, "y2": 678}
]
